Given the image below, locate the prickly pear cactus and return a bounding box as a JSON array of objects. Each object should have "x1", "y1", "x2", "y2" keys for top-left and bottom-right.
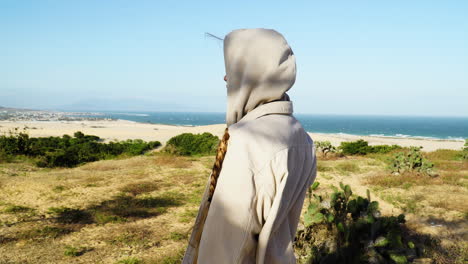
[
  {"x1": 315, "y1": 141, "x2": 337, "y2": 157},
  {"x1": 295, "y1": 182, "x2": 418, "y2": 264},
  {"x1": 388, "y1": 147, "x2": 435, "y2": 176}
]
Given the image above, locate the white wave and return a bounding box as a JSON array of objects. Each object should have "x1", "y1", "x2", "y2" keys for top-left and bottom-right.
[
  {"x1": 369, "y1": 133, "x2": 464, "y2": 141},
  {"x1": 447, "y1": 136, "x2": 466, "y2": 141},
  {"x1": 336, "y1": 132, "x2": 356, "y2": 136},
  {"x1": 114, "y1": 113, "x2": 150, "y2": 117},
  {"x1": 316, "y1": 132, "x2": 463, "y2": 141},
  {"x1": 394, "y1": 133, "x2": 411, "y2": 138}
]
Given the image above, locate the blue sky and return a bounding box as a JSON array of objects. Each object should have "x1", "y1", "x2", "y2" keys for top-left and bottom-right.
[{"x1": 1, "y1": 1, "x2": 467, "y2": 116}]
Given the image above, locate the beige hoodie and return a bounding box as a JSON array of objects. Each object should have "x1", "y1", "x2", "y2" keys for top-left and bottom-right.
[{"x1": 183, "y1": 28, "x2": 316, "y2": 264}]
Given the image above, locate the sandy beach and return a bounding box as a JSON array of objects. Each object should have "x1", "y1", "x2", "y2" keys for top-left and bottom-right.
[{"x1": 0, "y1": 120, "x2": 464, "y2": 151}]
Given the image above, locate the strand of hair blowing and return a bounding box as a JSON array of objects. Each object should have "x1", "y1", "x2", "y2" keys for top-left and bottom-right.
[{"x1": 208, "y1": 127, "x2": 230, "y2": 202}]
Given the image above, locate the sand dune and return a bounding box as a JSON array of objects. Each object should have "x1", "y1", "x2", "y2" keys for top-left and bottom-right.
[{"x1": 0, "y1": 120, "x2": 464, "y2": 151}]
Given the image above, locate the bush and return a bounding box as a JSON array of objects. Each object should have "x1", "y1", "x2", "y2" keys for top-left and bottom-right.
[
  {"x1": 388, "y1": 147, "x2": 435, "y2": 176},
  {"x1": 462, "y1": 139, "x2": 468, "y2": 160},
  {"x1": 371, "y1": 144, "x2": 403, "y2": 154},
  {"x1": 339, "y1": 140, "x2": 401, "y2": 155},
  {"x1": 0, "y1": 130, "x2": 161, "y2": 167},
  {"x1": 0, "y1": 131, "x2": 31, "y2": 155},
  {"x1": 296, "y1": 182, "x2": 415, "y2": 264},
  {"x1": 340, "y1": 140, "x2": 370, "y2": 155},
  {"x1": 0, "y1": 149, "x2": 13, "y2": 163},
  {"x1": 165, "y1": 133, "x2": 219, "y2": 156},
  {"x1": 315, "y1": 141, "x2": 337, "y2": 157}
]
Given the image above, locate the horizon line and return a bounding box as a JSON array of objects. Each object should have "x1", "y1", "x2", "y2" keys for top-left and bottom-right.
[{"x1": 2, "y1": 105, "x2": 468, "y2": 118}]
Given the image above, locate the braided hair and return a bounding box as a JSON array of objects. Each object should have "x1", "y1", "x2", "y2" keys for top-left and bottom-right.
[{"x1": 208, "y1": 127, "x2": 230, "y2": 202}]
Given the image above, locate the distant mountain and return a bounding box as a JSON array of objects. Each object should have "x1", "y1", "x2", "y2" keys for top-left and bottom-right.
[
  {"x1": 56, "y1": 98, "x2": 193, "y2": 112},
  {"x1": 1, "y1": 97, "x2": 221, "y2": 113},
  {"x1": 0, "y1": 106, "x2": 38, "y2": 112}
]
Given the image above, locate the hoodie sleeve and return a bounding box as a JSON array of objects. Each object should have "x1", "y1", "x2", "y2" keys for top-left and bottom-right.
[{"x1": 254, "y1": 146, "x2": 316, "y2": 264}]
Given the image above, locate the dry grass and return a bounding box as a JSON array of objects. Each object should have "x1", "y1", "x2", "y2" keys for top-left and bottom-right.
[
  {"x1": 0, "y1": 154, "x2": 210, "y2": 263},
  {"x1": 364, "y1": 152, "x2": 468, "y2": 219},
  {"x1": 1, "y1": 149, "x2": 466, "y2": 263},
  {"x1": 316, "y1": 161, "x2": 333, "y2": 172},
  {"x1": 119, "y1": 181, "x2": 161, "y2": 196},
  {"x1": 361, "y1": 153, "x2": 468, "y2": 264},
  {"x1": 313, "y1": 153, "x2": 468, "y2": 263},
  {"x1": 365, "y1": 170, "x2": 468, "y2": 189},
  {"x1": 315, "y1": 152, "x2": 344, "y2": 160},
  {"x1": 316, "y1": 159, "x2": 363, "y2": 175},
  {"x1": 424, "y1": 149, "x2": 463, "y2": 161},
  {"x1": 153, "y1": 154, "x2": 193, "y2": 169},
  {"x1": 365, "y1": 172, "x2": 434, "y2": 188},
  {"x1": 335, "y1": 161, "x2": 360, "y2": 174}
]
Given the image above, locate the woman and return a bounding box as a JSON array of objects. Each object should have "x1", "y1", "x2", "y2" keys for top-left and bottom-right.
[{"x1": 183, "y1": 28, "x2": 317, "y2": 264}]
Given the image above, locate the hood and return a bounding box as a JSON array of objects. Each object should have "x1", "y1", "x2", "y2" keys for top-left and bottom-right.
[{"x1": 223, "y1": 28, "x2": 296, "y2": 126}]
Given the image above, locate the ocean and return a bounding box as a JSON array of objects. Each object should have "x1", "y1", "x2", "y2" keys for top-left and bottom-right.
[{"x1": 89, "y1": 112, "x2": 468, "y2": 141}]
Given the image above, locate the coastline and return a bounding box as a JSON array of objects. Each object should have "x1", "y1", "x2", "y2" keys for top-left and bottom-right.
[{"x1": 0, "y1": 119, "x2": 464, "y2": 151}]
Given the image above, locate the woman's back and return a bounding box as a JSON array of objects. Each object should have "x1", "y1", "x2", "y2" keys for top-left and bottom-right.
[
  {"x1": 183, "y1": 28, "x2": 317, "y2": 264},
  {"x1": 198, "y1": 101, "x2": 317, "y2": 263}
]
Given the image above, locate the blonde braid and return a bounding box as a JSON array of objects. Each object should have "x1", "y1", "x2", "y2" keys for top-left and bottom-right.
[{"x1": 208, "y1": 127, "x2": 230, "y2": 202}]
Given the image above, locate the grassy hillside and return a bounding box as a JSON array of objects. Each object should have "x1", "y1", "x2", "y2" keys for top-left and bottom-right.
[
  {"x1": 0, "y1": 154, "x2": 211, "y2": 263},
  {"x1": 0, "y1": 149, "x2": 466, "y2": 263}
]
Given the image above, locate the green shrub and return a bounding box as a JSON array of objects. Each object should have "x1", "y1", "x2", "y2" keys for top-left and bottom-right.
[
  {"x1": 339, "y1": 140, "x2": 401, "y2": 155},
  {"x1": 339, "y1": 140, "x2": 370, "y2": 155},
  {"x1": 0, "y1": 130, "x2": 31, "y2": 155},
  {"x1": 165, "y1": 133, "x2": 219, "y2": 156},
  {"x1": 371, "y1": 144, "x2": 402, "y2": 154},
  {"x1": 462, "y1": 139, "x2": 468, "y2": 160},
  {"x1": 0, "y1": 130, "x2": 161, "y2": 167},
  {"x1": 0, "y1": 149, "x2": 13, "y2": 163},
  {"x1": 388, "y1": 147, "x2": 435, "y2": 176},
  {"x1": 296, "y1": 182, "x2": 415, "y2": 264}
]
